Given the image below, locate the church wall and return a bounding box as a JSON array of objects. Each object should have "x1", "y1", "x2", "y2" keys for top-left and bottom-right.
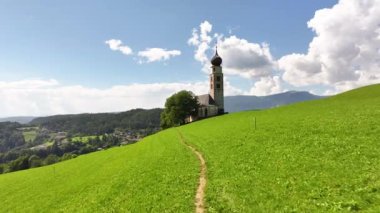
[{"x1": 198, "y1": 105, "x2": 219, "y2": 118}]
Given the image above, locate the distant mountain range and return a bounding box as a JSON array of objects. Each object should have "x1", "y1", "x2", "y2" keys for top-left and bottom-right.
[
  {"x1": 0, "y1": 91, "x2": 324, "y2": 124},
  {"x1": 225, "y1": 91, "x2": 326, "y2": 113},
  {"x1": 0, "y1": 116, "x2": 36, "y2": 124}
]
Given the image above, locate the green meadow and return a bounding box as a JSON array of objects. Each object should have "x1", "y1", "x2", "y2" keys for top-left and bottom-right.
[
  {"x1": 71, "y1": 135, "x2": 104, "y2": 143},
  {"x1": 22, "y1": 129, "x2": 38, "y2": 142},
  {"x1": 179, "y1": 84, "x2": 380, "y2": 212},
  {"x1": 0, "y1": 130, "x2": 199, "y2": 212},
  {"x1": 1, "y1": 84, "x2": 380, "y2": 212}
]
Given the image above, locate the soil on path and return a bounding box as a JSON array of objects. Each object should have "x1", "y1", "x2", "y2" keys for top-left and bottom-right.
[{"x1": 178, "y1": 131, "x2": 207, "y2": 213}]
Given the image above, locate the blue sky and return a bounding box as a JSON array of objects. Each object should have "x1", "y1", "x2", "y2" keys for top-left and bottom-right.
[
  {"x1": 1, "y1": 0, "x2": 379, "y2": 116},
  {"x1": 0, "y1": 0, "x2": 336, "y2": 88}
]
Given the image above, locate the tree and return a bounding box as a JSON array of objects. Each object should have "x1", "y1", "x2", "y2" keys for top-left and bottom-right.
[
  {"x1": 160, "y1": 90, "x2": 199, "y2": 129},
  {"x1": 8, "y1": 155, "x2": 29, "y2": 172},
  {"x1": 44, "y1": 154, "x2": 59, "y2": 165},
  {"x1": 61, "y1": 153, "x2": 77, "y2": 161},
  {"x1": 49, "y1": 141, "x2": 63, "y2": 156},
  {"x1": 28, "y1": 155, "x2": 42, "y2": 168},
  {"x1": 0, "y1": 164, "x2": 5, "y2": 174}
]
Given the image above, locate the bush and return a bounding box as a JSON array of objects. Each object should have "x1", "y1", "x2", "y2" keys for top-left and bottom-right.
[
  {"x1": 61, "y1": 153, "x2": 77, "y2": 161},
  {"x1": 44, "y1": 154, "x2": 60, "y2": 166},
  {"x1": 8, "y1": 156, "x2": 29, "y2": 172},
  {"x1": 28, "y1": 155, "x2": 42, "y2": 168}
]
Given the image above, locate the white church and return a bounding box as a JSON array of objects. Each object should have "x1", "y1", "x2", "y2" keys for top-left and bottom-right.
[{"x1": 187, "y1": 48, "x2": 225, "y2": 122}]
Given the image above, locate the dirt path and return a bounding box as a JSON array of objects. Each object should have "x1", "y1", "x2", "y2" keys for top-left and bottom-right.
[{"x1": 178, "y1": 131, "x2": 207, "y2": 213}]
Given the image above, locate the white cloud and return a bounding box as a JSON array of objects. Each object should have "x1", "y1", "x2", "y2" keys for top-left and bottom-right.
[
  {"x1": 218, "y1": 36, "x2": 276, "y2": 79},
  {"x1": 279, "y1": 0, "x2": 380, "y2": 93},
  {"x1": 188, "y1": 21, "x2": 277, "y2": 79},
  {"x1": 105, "y1": 39, "x2": 133, "y2": 55},
  {"x1": 249, "y1": 76, "x2": 283, "y2": 96},
  {"x1": 188, "y1": 21, "x2": 283, "y2": 96},
  {"x1": 137, "y1": 48, "x2": 181, "y2": 63},
  {"x1": 0, "y1": 79, "x2": 244, "y2": 117},
  {"x1": 188, "y1": 21, "x2": 214, "y2": 71},
  {"x1": 106, "y1": 39, "x2": 181, "y2": 63}
]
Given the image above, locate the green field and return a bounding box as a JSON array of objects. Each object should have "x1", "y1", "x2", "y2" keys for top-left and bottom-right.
[
  {"x1": 22, "y1": 129, "x2": 38, "y2": 142},
  {"x1": 179, "y1": 84, "x2": 380, "y2": 212},
  {"x1": 0, "y1": 130, "x2": 198, "y2": 212},
  {"x1": 1, "y1": 84, "x2": 380, "y2": 212},
  {"x1": 71, "y1": 135, "x2": 104, "y2": 143}
]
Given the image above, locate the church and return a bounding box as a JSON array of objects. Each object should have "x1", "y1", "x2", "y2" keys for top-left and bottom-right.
[{"x1": 187, "y1": 48, "x2": 225, "y2": 122}]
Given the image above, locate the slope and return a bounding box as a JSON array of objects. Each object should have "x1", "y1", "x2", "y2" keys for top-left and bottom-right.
[
  {"x1": 1, "y1": 84, "x2": 380, "y2": 212},
  {"x1": 179, "y1": 84, "x2": 380, "y2": 211},
  {"x1": 0, "y1": 130, "x2": 198, "y2": 212}
]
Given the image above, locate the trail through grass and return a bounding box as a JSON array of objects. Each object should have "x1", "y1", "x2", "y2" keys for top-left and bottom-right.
[
  {"x1": 178, "y1": 131, "x2": 207, "y2": 213},
  {"x1": 179, "y1": 84, "x2": 380, "y2": 212},
  {"x1": 1, "y1": 84, "x2": 380, "y2": 212}
]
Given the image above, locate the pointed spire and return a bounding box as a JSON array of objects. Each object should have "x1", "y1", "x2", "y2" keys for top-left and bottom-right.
[
  {"x1": 215, "y1": 44, "x2": 219, "y2": 56},
  {"x1": 211, "y1": 45, "x2": 222, "y2": 66}
]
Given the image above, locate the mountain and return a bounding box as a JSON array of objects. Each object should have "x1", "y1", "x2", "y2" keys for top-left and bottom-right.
[
  {"x1": 1, "y1": 84, "x2": 379, "y2": 211},
  {"x1": 225, "y1": 91, "x2": 325, "y2": 112},
  {"x1": 0, "y1": 91, "x2": 321, "y2": 125},
  {"x1": 0, "y1": 116, "x2": 36, "y2": 124}
]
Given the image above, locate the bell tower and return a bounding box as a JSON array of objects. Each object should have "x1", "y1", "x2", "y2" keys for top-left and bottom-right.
[{"x1": 210, "y1": 47, "x2": 224, "y2": 114}]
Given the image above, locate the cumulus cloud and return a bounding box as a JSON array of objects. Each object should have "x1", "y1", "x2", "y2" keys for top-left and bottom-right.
[
  {"x1": 217, "y1": 36, "x2": 276, "y2": 79},
  {"x1": 188, "y1": 21, "x2": 214, "y2": 71},
  {"x1": 137, "y1": 48, "x2": 181, "y2": 63},
  {"x1": 249, "y1": 76, "x2": 283, "y2": 96},
  {"x1": 106, "y1": 39, "x2": 181, "y2": 63},
  {"x1": 105, "y1": 39, "x2": 133, "y2": 55},
  {"x1": 279, "y1": 0, "x2": 380, "y2": 93},
  {"x1": 188, "y1": 20, "x2": 283, "y2": 95},
  {"x1": 0, "y1": 79, "x2": 244, "y2": 117}
]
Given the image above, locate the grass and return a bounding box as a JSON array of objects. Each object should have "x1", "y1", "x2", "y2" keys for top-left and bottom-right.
[
  {"x1": 71, "y1": 135, "x2": 104, "y2": 143},
  {"x1": 178, "y1": 84, "x2": 380, "y2": 212},
  {"x1": 45, "y1": 141, "x2": 54, "y2": 146},
  {"x1": 22, "y1": 130, "x2": 38, "y2": 142},
  {"x1": 1, "y1": 84, "x2": 380, "y2": 212},
  {"x1": 0, "y1": 130, "x2": 199, "y2": 212}
]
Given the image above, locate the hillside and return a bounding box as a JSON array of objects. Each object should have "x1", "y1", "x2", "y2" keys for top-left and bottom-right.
[
  {"x1": 1, "y1": 84, "x2": 380, "y2": 211},
  {"x1": 0, "y1": 122, "x2": 24, "y2": 152},
  {"x1": 225, "y1": 91, "x2": 325, "y2": 112},
  {"x1": 0, "y1": 108, "x2": 162, "y2": 175},
  {"x1": 30, "y1": 108, "x2": 162, "y2": 135}
]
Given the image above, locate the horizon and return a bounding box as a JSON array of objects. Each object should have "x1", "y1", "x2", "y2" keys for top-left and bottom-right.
[
  {"x1": 1, "y1": 0, "x2": 379, "y2": 117},
  {"x1": 0, "y1": 89, "x2": 327, "y2": 118}
]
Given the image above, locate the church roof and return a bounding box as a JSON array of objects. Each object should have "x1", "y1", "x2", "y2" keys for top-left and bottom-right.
[
  {"x1": 197, "y1": 94, "x2": 216, "y2": 106},
  {"x1": 211, "y1": 48, "x2": 222, "y2": 66}
]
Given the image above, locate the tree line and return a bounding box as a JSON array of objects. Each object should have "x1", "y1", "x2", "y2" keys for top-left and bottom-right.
[{"x1": 30, "y1": 108, "x2": 162, "y2": 136}]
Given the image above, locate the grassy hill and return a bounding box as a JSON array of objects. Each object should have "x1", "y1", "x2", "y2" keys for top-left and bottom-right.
[{"x1": 1, "y1": 84, "x2": 380, "y2": 212}]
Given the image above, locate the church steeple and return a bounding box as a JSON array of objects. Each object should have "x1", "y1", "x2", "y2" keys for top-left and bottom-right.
[
  {"x1": 209, "y1": 47, "x2": 224, "y2": 114},
  {"x1": 211, "y1": 46, "x2": 222, "y2": 66}
]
